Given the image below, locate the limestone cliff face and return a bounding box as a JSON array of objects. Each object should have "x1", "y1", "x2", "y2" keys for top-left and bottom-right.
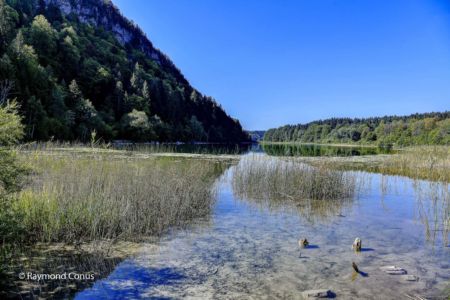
[{"x1": 42, "y1": 0, "x2": 187, "y2": 83}]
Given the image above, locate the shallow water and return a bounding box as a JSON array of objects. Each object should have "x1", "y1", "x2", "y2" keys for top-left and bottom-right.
[{"x1": 75, "y1": 159, "x2": 449, "y2": 300}]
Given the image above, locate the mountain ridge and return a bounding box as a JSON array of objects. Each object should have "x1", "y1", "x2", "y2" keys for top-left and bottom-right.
[
  {"x1": 0, "y1": 0, "x2": 249, "y2": 142},
  {"x1": 41, "y1": 0, "x2": 187, "y2": 84}
]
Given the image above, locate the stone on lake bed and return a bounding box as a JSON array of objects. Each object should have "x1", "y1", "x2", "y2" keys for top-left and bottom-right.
[
  {"x1": 299, "y1": 238, "x2": 309, "y2": 248},
  {"x1": 380, "y1": 266, "x2": 407, "y2": 275},
  {"x1": 301, "y1": 289, "x2": 332, "y2": 298},
  {"x1": 403, "y1": 275, "x2": 419, "y2": 281},
  {"x1": 352, "y1": 237, "x2": 362, "y2": 251}
]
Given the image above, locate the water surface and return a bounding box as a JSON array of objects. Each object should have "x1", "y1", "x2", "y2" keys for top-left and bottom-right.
[
  {"x1": 112, "y1": 142, "x2": 394, "y2": 157},
  {"x1": 75, "y1": 157, "x2": 449, "y2": 299}
]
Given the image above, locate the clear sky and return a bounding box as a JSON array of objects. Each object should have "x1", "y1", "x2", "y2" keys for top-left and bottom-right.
[{"x1": 113, "y1": 0, "x2": 450, "y2": 130}]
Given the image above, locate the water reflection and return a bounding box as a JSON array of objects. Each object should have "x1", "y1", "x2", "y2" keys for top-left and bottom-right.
[
  {"x1": 112, "y1": 142, "x2": 394, "y2": 157},
  {"x1": 261, "y1": 143, "x2": 394, "y2": 157}
]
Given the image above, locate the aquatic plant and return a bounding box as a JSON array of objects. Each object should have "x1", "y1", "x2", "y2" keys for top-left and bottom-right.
[{"x1": 232, "y1": 154, "x2": 359, "y2": 222}]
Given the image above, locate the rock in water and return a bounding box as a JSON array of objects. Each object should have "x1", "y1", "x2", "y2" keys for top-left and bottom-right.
[
  {"x1": 403, "y1": 275, "x2": 419, "y2": 281},
  {"x1": 299, "y1": 238, "x2": 309, "y2": 248},
  {"x1": 301, "y1": 289, "x2": 332, "y2": 298},
  {"x1": 380, "y1": 266, "x2": 407, "y2": 275},
  {"x1": 352, "y1": 262, "x2": 359, "y2": 273},
  {"x1": 352, "y1": 238, "x2": 362, "y2": 251}
]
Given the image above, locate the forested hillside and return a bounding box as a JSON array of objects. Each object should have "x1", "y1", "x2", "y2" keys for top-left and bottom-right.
[
  {"x1": 0, "y1": 0, "x2": 249, "y2": 142},
  {"x1": 264, "y1": 112, "x2": 450, "y2": 146}
]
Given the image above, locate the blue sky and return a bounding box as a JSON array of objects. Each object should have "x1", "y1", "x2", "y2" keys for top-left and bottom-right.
[{"x1": 113, "y1": 0, "x2": 450, "y2": 130}]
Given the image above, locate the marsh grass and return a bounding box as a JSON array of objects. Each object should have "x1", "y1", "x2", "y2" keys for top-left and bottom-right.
[
  {"x1": 0, "y1": 148, "x2": 228, "y2": 298},
  {"x1": 308, "y1": 146, "x2": 450, "y2": 183},
  {"x1": 12, "y1": 150, "x2": 226, "y2": 243},
  {"x1": 19, "y1": 140, "x2": 248, "y2": 156},
  {"x1": 232, "y1": 154, "x2": 359, "y2": 222},
  {"x1": 376, "y1": 146, "x2": 450, "y2": 182}
]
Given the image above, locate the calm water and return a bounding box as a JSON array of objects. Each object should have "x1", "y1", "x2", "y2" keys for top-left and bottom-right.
[
  {"x1": 75, "y1": 156, "x2": 449, "y2": 300},
  {"x1": 260, "y1": 143, "x2": 395, "y2": 157},
  {"x1": 113, "y1": 143, "x2": 394, "y2": 157}
]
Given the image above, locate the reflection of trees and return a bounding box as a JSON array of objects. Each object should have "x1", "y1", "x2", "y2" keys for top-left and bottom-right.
[
  {"x1": 231, "y1": 155, "x2": 360, "y2": 223},
  {"x1": 261, "y1": 143, "x2": 390, "y2": 157}
]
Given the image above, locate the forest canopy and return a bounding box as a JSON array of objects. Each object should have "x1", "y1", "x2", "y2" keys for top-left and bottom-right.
[
  {"x1": 0, "y1": 0, "x2": 249, "y2": 143},
  {"x1": 263, "y1": 112, "x2": 450, "y2": 146}
]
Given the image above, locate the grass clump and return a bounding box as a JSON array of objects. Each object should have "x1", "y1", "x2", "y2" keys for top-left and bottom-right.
[
  {"x1": 13, "y1": 152, "x2": 225, "y2": 243},
  {"x1": 232, "y1": 154, "x2": 358, "y2": 222}
]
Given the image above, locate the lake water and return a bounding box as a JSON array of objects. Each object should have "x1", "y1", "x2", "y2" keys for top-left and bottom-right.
[
  {"x1": 113, "y1": 143, "x2": 395, "y2": 157},
  {"x1": 75, "y1": 155, "x2": 449, "y2": 300}
]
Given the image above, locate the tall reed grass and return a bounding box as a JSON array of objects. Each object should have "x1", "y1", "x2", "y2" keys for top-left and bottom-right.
[
  {"x1": 19, "y1": 140, "x2": 248, "y2": 155},
  {"x1": 13, "y1": 151, "x2": 226, "y2": 243},
  {"x1": 299, "y1": 146, "x2": 450, "y2": 183},
  {"x1": 232, "y1": 154, "x2": 359, "y2": 222},
  {"x1": 376, "y1": 146, "x2": 450, "y2": 182}
]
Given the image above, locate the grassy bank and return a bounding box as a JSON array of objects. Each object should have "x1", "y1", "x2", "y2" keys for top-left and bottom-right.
[
  {"x1": 1, "y1": 147, "x2": 232, "y2": 298},
  {"x1": 3, "y1": 149, "x2": 228, "y2": 245},
  {"x1": 280, "y1": 146, "x2": 450, "y2": 183}
]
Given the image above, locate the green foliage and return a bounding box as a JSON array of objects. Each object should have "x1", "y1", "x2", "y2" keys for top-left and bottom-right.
[
  {"x1": 120, "y1": 109, "x2": 153, "y2": 141},
  {"x1": 0, "y1": 0, "x2": 248, "y2": 143},
  {"x1": 0, "y1": 101, "x2": 23, "y2": 145},
  {"x1": 264, "y1": 112, "x2": 450, "y2": 146},
  {"x1": 0, "y1": 101, "x2": 28, "y2": 244}
]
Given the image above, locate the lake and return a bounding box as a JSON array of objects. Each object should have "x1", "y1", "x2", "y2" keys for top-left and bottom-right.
[
  {"x1": 112, "y1": 142, "x2": 395, "y2": 157},
  {"x1": 73, "y1": 154, "x2": 449, "y2": 299}
]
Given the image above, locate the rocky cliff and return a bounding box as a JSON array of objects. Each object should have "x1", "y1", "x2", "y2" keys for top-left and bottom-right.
[{"x1": 42, "y1": 0, "x2": 187, "y2": 83}]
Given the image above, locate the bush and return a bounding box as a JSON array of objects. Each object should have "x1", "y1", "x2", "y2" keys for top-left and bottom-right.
[{"x1": 0, "y1": 102, "x2": 28, "y2": 244}]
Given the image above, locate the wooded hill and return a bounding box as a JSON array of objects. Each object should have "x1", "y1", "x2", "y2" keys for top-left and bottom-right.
[
  {"x1": 263, "y1": 112, "x2": 450, "y2": 146},
  {"x1": 0, "y1": 0, "x2": 249, "y2": 142}
]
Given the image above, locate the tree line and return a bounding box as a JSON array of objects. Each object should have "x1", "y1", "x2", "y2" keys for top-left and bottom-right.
[
  {"x1": 263, "y1": 112, "x2": 450, "y2": 146},
  {"x1": 0, "y1": 0, "x2": 249, "y2": 143}
]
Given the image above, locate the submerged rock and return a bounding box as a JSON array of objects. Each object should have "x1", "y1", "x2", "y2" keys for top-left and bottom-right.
[
  {"x1": 380, "y1": 266, "x2": 407, "y2": 275},
  {"x1": 403, "y1": 275, "x2": 419, "y2": 281},
  {"x1": 352, "y1": 238, "x2": 362, "y2": 251},
  {"x1": 301, "y1": 289, "x2": 332, "y2": 298},
  {"x1": 352, "y1": 262, "x2": 359, "y2": 273},
  {"x1": 299, "y1": 238, "x2": 309, "y2": 248}
]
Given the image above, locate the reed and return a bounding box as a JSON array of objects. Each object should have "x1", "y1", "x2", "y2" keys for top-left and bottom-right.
[
  {"x1": 12, "y1": 150, "x2": 226, "y2": 243},
  {"x1": 375, "y1": 146, "x2": 450, "y2": 182},
  {"x1": 295, "y1": 146, "x2": 450, "y2": 183},
  {"x1": 232, "y1": 154, "x2": 359, "y2": 222}
]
